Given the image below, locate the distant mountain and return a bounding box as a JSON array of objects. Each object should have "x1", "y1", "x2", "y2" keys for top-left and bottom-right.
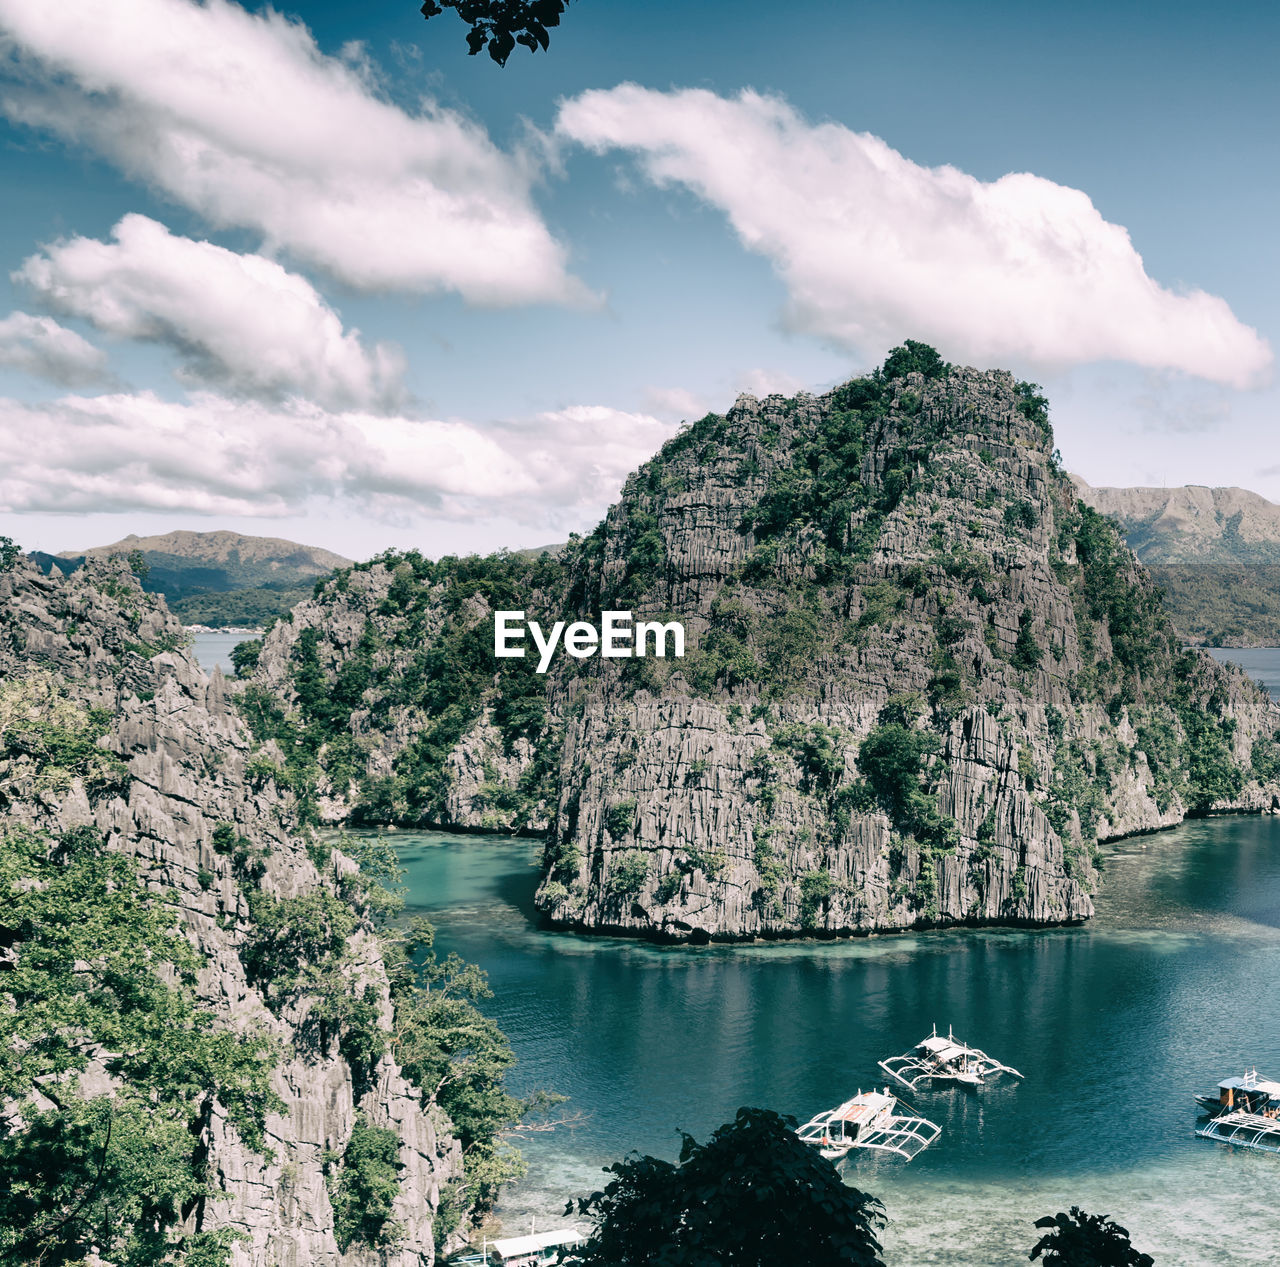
[
  {"x1": 31, "y1": 530, "x2": 352, "y2": 628},
  {"x1": 1070, "y1": 477, "x2": 1280, "y2": 565},
  {"x1": 59, "y1": 529, "x2": 349, "y2": 587},
  {"x1": 1069, "y1": 479, "x2": 1280, "y2": 646}
]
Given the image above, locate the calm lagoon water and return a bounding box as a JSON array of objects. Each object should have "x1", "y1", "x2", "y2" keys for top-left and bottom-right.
[
  {"x1": 387, "y1": 821, "x2": 1280, "y2": 1265},
  {"x1": 189, "y1": 630, "x2": 257, "y2": 675},
  {"x1": 1206, "y1": 646, "x2": 1280, "y2": 701}
]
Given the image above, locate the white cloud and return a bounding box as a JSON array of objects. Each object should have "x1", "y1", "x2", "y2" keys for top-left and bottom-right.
[
  {"x1": 17, "y1": 215, "x2": 406, "y2": 410},
  {"x1": 643, "y1": 369, "x2": 806, "y2": 422},
  {"x1": 557, "y1": 85, "x2": 1272, "y2": 389},
  {"x1": 732, "y1": 368, "x2": 807, "y2": 399},
  {"x1": 0, "y1": 310, "x2": 111, "y2": 386},
  {"x1": 0, "y1": 0, "x2": 590, "y2": 306},
  {"x1": 642, "y1": 385, "x2": 709, "y2": 421},
  {"x1": 0, "y1": 390, "x2": 674, "y2": 526}
]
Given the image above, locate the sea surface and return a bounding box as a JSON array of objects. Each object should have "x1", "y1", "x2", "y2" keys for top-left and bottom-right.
[
  {"x1": 189, "y1": 630, "x2": 258, "y2": 675},
  {"x1": 1205, "y1": 645, "x2": 1280, "y2": 701},
  {"x1": 387, "y1": 821, "x2": 1280, "y2": 1265}
]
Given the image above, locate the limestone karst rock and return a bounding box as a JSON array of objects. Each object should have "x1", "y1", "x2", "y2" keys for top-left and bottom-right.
[
  {"x1": 0, "y1": 558, "x2": 459, "y2": 1264},
  {"x1": 245, "y1": 358, "x2": 1280, "y2": 942}
]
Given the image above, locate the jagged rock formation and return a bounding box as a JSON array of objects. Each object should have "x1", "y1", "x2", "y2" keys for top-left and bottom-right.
[
  {"x1": 0, "y1": 558, "x2": 459, "y2": 1264},
  {"x1": 245, "y1": 355, "x2": 1280, "y2": 943}
]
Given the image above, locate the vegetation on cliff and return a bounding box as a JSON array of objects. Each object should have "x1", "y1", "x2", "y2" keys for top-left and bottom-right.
[
  {"x1": 0, "y1": 823, "x2": 279, "y2": 1266},
  {"x1": 0, "y1": 556, "x2": 536, "y2": 1261},
  {"x1": 238, "y1": 346, "x2": 1280, "y2": 943}
]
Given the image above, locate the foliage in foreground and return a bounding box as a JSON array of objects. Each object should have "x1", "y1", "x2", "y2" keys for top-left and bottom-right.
[
  {"x1": 563, "y1": 1107, "x2": 887, "y2": 1267},
  {"x1": 0, "y1": 825, "x2": 279, "y2": 1266},
  {"x1": 562, "y1": 1109, "x2": 1160, "y2": 1267},
  {"x1": 419, "y1": 0, "x2": 570, "y2": 66},
  {"x1": 1030, "y1": 1206, "x2": 1155, "y2": 1266}
]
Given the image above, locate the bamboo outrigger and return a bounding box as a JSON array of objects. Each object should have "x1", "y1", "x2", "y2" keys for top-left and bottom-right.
[
  {"x1": 878, "y1": 1026, "x2": 1023, "y2": 1091},
  {"x1": 795, "y1": 1089, "x2": 941, "y2": 1162},
  {"x1": 1194, "y1": 1070, "x2": 1280, "y2": 1156}
]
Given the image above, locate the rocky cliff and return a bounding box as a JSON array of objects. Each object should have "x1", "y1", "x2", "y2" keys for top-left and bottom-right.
[
  {"x1": 244, "y1": 350, "x2": 1280, "y2": 943},
  {"x1": 0, "y1": 557, "x2": 460, "y2": 1264}
]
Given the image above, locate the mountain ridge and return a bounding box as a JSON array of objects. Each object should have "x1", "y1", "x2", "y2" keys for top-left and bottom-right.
[
  {"x1": 1071, "y1": 475, "x2": 1280, "y2": 565},
  {"x1": 59, "y1": 529, "x2": 352, "y2": 573}
]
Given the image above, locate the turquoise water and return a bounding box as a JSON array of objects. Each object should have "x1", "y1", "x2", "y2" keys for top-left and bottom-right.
[{"x1": 388, "y1": 821, "x2": 1280, "y2": 1264}]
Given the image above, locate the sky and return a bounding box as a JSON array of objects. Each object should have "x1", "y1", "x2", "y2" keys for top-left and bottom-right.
[{"x1": 0, "y1": 0, "x2": 1277, "y2": 561}]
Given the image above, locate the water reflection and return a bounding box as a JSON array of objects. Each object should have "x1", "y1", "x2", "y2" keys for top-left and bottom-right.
[{"x1": 385, "y1": 819, "x2": 1280, "y2": 1262}]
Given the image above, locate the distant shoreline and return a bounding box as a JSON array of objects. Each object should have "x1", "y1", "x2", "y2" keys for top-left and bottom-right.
[
  {"x1": 1189, "y1": 641, "x2": 1280, "y2": 651},
  {"x1": 183, "y1": 625, "x2": 263, "y2": 637}
]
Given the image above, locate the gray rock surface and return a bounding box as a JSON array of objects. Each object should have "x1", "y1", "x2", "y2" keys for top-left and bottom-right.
[
  {"x1": 245, "y1": 365, "x2": 1280, "y2": 944},
  {"x1": 0, "y1": 558, "x2": 460, "y2": 1264}
]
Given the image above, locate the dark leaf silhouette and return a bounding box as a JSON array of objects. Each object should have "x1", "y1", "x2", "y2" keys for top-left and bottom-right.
[
  {"x1": 1029, "y1": 1206, "x2": 1156, "y2": 1266},
  {"x1": 562, "y1": 1106, "x2": 886, "y2": 1266},
  {"x1": 419, "y1": 0, "x2": 570, "y2": 66}
]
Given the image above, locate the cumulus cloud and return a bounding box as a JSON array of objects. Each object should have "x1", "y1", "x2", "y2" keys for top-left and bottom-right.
[
  {"x1": 642, "y1": 385, "x2": 709, "y2": 422},
  {"x1": 0, "y1": 390, "x2": 674, "y2": 525},
  {"x1": 0, "y1": 0, "x2": 590, "y2": 305},
  {"x1": 643, "y1": 368, "x2": 807, "y2": 422},
  {"x1": 0, "y1": 311, "x2": 111, "y2": 386},
  {"x1": 17, "y1": 215, "x2": 406, "y2": 410},
  {"x1": 558, "y1": 85, "x2": 1271, "y2": 388},
  {"x1": 732, "y1": 367, "x2": 808, "y2": 399}
]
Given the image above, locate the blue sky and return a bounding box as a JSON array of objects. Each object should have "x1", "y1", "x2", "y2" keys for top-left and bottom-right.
[{"x1": 1, "y1": 0, "x2": 1277, "y2": 560}]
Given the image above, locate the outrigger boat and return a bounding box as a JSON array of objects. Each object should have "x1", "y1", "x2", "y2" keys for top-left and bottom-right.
[
  {"x1": 1194, "y1": 1069, "x2": 1280, "y2": 1156},
  {"x1": 795, "y1": 1089, "x2": 941, "y2": 1162},
  {"x1": 878, "y1": 1025, "x2": 1023, "y2": 1091}
]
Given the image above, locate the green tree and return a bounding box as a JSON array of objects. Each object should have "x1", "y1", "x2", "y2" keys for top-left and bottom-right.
[
  {"x1": 564, "y1": 1107, "x2": 886, "y2": 1267},
  {"x1": 0, "y1": 535, "x2": 19, "y2": 571},
  {"x1": 125, "y1": 547, "x2": 151, "y2": 583},
  {"x1": 0, "y1": 826, "x2": 279, "y2": 1264},
  {"x1": 1029, "y1": 1207, "x2": 1154, "y2": 1266},
  {"x1": 1013, "y1": 607, "x2": 1043, "y2": 671},
  {"x1": 879, "y1": 339, "x2": 949, "y2": 382},
  {"x1": 231, "y1": 637, "x2": 263, "y2": 678},
  {"x1": 857, "y1": 722, "x2": 938, "y2": 828},
  {"x1": 327, "y1": 1116, "x2": 405, "y2": 1252}
]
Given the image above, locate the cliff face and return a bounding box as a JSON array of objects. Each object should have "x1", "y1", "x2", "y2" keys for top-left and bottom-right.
[
  {"x1": 246, "y1": 358, "x2": 1280, "y2": 943},
  {"x1": 0, "y1": 559, "x2": 459, "y2": 1263}
]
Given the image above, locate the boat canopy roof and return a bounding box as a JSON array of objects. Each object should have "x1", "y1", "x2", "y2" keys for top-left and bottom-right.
[
  {"x1": 917, "y1": 1036, "x2": 968, "y2": 1060},
  {"x1": 833, "y1": 1092, "x2": 894, "y2": 1121},
  {"x1": 1219, "y1": 1074, "x2": 1280, "y2": 1097},
  {"x1": 491, "y1": 1229, "x2": 581, "y2": 1260}
]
